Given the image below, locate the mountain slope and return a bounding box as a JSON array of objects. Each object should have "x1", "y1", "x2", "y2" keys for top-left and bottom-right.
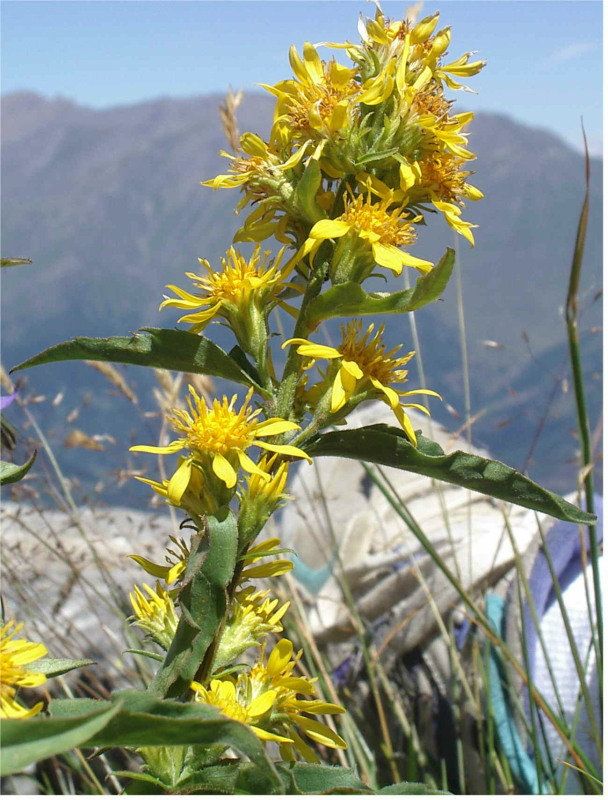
[{"x1": 1, "y1": 91, "x2": 602, "y2": 502}]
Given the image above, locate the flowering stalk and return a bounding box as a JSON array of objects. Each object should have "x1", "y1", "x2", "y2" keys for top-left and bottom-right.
[{"x1": 124, "y1": 1, "x2": 483, "y2": 781}]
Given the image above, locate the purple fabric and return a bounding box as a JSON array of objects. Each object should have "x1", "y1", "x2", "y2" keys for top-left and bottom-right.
[{"x1": 0, "y1": 391, "x2": 17, "y2": 411}]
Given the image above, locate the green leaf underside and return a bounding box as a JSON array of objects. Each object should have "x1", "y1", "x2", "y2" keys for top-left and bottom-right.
[
  {"x1": 28, "y1": 657, "x2": 96, "y2": 678},
  {"x1": 277, "y1": 763, "x2": 373, "y2": 794},
  {"x1": 11, "y1": 328, "x2": 263, "y2": 392},
  {"x1": 306, "y1": 425, "x2": 596, "y2": 525},
  {"x1": 378, "y1": 782, "x2": 451, "y2": 795},
  {"x1": 305, "y1": 248, "x2": 454, "y2": 325},
  {"x1": 0, "y1": 703, "x2": 122, "y2": 776},
  {"x1": 0, "y1": 452, "x2": 36, "y2": 486}
]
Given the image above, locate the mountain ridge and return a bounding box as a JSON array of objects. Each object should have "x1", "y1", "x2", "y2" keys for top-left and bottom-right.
[{"x1": 1, "y1": 90, "x2": 602, "y2": 503}]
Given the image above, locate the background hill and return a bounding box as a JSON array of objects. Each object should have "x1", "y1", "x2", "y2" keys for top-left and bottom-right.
[{"x1": 1, "y1": 91, "x2": 602, "y2": 506}]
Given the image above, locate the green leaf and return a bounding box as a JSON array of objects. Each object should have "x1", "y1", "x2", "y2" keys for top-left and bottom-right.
[
  {"x1": 378, "y1": 782, "x2": 450, "y2": 795},
  {"x1": 354, "y1": 147, "x2": 399, "y2": 166},
  {"x1": 276, "y1": 763, "x2": 373, "y2": 794},
  {"x1": 228, "y1": 345, "x2": 263, "y2": 386},
  {"x1": 305, "y1": 249, "x2": 454, "y2": 326},
  {"x1": 11, "y1": 328, "x2": 267, "y2": 394},
  {"x1": 174, "y1": 762, "x2": 241, "y2": 795},
  {"x1": 0, "y1": 702, "x2": 122, "y2": 776},
  {"x1": 0, "y1": 451, "x2": 36, "y2": 486},
  {"x1": 125, "y1": 648, "x2": 164, "y2": 663},
  {"x1": 1, "y1": 257, "x2": 32, "y2": 269},
  {"x1": 117, "y1": 771, "x2": 169, "y2": 794},
  {"x1": 306, "y1": 425, "x2": 596, "y2": 525},
  {"x1": 50, "y1": 691, "x2": 282, "y2": 790},
  {"x1": 28, "y1": 657, "x2": 95, "y2": 678},
  {"x1": 406, "y1": 248, "x2": 455, "y2": 309},
  {"x1": 150, "y1": 510, "x2": 238, "y2": 698}
]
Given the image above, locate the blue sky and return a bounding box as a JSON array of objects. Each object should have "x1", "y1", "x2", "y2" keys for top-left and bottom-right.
[{"x1": 1, "y1": 0, "x2": 603, "y2": 155}]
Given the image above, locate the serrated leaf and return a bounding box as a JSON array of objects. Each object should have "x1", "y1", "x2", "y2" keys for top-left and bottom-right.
[
  {"x1": 0, "y1": 702, "x2": 122, "y2": 776},
  {"x1": 11, "y1": 328, "x2": 267, "y2": 395},
  {"x1": 1, "y1": 257, "x2": 32, "y2": 269},
  {"x1": 306, "y1": 425, "x2": 596, "y2": 525},
  {"x1": 305, "y1": 249, "x2": 454, "y2": 326},
  {"x1": 0, "y1": 451, "x2": 36, "y2": 486},
  {"x1": 28, "y1": 657, "x2": 95, "y2": 678},
  {"x1": 277, "y1": 762, "x2": 373, "y2": 794}
]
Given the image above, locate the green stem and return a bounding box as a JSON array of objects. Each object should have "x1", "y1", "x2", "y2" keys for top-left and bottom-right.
[
  {"x1": 564, "y1": 131, "x2": 602, "y2": 698},
  {"x1": 274, "y1": 263, "x2": 327, "y2": 421}
]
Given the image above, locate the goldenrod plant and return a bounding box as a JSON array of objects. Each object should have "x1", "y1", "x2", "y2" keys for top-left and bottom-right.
[{"x1": 2, "y1": 6, "x2": 597, "y2": 795}]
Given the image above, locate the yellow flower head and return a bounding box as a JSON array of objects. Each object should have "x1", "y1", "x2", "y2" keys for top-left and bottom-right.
[
  {"x1": 284, "y1": 320, "x2": 441, "y2": 445},
  {"x1": 129, "y1": 582, "x2": 179, "y2": 651},
  {"x1": 303, "y1": 189, "x2": 433, "y2": 282},
  {"x1": 264, "y1": 43, "x2": 358, "y2": 147},
  {"x1": 130, "y1": 386, "x2": 312, "y2": 495},
  {"x1": 1, "y1": 621, "x2": 47, "y2": 719},
  {"x1": 213, "y1": 586, "x2": 290, "y2": 671},
  {"x1": 400, "y1": 150, "x2": 482, "y2": 246},
  {"x1": 160, "y1": 245, "x2": 296, "y2": 340},
  {"x1": 192, "y1": 638, "x2": 346, "y2": 761}
]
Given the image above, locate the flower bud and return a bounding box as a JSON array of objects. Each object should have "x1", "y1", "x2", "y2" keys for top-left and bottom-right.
[
  {"x1": 411, "y1": 12, "x2": 440, "y2": 45},
  {"x1": 430, "y1": 27, "x2": 451, "y2": 58}
]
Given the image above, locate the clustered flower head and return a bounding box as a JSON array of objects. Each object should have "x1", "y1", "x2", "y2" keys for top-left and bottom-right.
[{"x1": 202, "y1": 6, "x2": 484, "y2": 270}]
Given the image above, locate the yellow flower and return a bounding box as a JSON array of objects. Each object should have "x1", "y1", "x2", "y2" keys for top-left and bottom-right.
[
  {"x1": 264, "y1": 43, "x2": 358, "y2": 147},
  {"x1": 213, "y1": 586, "x2": 290, "y2": 670},
  {"x1": 160, "y1": 245, "x2": 298, "y2": 341},
  {"x1": 203, "y1": 131, "x2": 305, "y2": 192},
  {"x1": 284, "y1": 321, "x2": 440, "y2": 445},
  {"x1": 129, "y1": 535, "x2": 190, "y2": 586},
  {"x1": 192, "y1": 638, "x2": 346, "y2": 761},
  {"x1": 303, "y1": 190, "x2": 433, "y2": 280},
  {"x1": 238, "y1": 454, "x2": 292, "y2": 544},
  {"x1": 240, "y1": 537, "x2": 294, "y2": 581},
  {"x1": 1, "y1": 621, "x2": 47, "y2": 719},
  {"x1": 136, "y1": 457, "x2": 219, "y2": 516},
  {"x1": 129, "y1": 582, "x2": 178, "y2": 650},
  {"x1": 400, "y1": 151, "x2": 482, "y2": 245},
  {"x1": 130, "y1": 386, "x2": 311, "y2": 494}
]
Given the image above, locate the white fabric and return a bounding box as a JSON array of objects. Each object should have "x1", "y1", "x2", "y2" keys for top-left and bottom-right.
[{"x1": 533, "y1": 555, "x2": 603, "y2": 792}]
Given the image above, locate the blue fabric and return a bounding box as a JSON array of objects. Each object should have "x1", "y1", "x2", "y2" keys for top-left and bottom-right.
[{"x1": 486, "y1": 593, "x2": 550, "y2": 794}]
